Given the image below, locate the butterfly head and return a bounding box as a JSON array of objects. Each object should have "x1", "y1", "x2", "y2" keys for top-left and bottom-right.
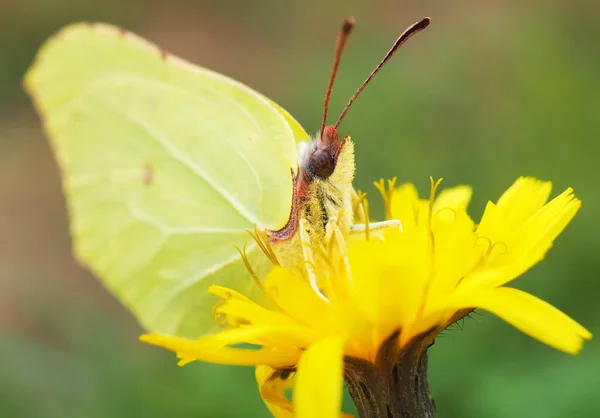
[
  {"x1": 293, "y1": 123, "x2": 355, "y2": 242},
  {"x1": 307, "y1": 125, "x2": 344, "y2": 179}
]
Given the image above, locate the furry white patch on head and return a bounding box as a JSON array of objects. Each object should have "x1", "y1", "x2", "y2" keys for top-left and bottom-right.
[{"x1": 296, "y1": 139, "x2": 315, "y2": 166}]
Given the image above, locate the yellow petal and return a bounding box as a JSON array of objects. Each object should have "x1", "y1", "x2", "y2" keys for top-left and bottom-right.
[
  {"x1": 140, "y1": 330, "x2": 301, "y2": 367},
  {"x1": 450, "y1": 287, "x2": 591, "y2": 354},
  {"x1": 294, "y1": 337, "x2": 344, "y2": 418},
  {"x1": 476, "y1": 177, "x2": 552, "y2": 246},
  {"x1": 209, "y1": 285, "x2": 254, "y2": 303},
  {"x1": 263, "y1": 266, "x2": 331, "y2": 330},
  {"x1": 256, "y1": 366, "x2": 293, "y2": 418},
  {"x1": 428, "y1": 206, "x2": 479, "y2": 298},
  {"x1": 389, "y1": 183, "x2": 420, "y2": 230},
  {"x1": 469, "y1": 187, "x2": 581, "y2": 288},
  {"x1": 433, "y1": 185, "x2": 472, "y2": 213},
  {"x1": 495, "y1": 177, "x2": 552, "y2": 218},
  {"x1": 215, "y1": 299, "x2": 298, "y2": 329},
  {"x1": 348, "y1": 229, "x2": 429, "y2": 351},
  {"x1": 505, "y1": 187, "x2": 580, "y2": 265}
]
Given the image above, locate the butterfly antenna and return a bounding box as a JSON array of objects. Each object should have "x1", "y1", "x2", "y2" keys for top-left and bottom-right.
[
  {"x1": 334, "y1": 17, "x2": 431, "y2": 129},
  {"x1": 320, "y1": 17, "x2": 356, "y2": 139}
]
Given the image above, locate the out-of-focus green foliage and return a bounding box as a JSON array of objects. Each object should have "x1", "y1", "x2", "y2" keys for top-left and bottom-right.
[{"x1": 1, "y1": 1, "x2": 598, "y2": 417}]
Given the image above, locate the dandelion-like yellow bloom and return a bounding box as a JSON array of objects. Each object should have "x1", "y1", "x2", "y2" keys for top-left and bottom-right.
[{"x1": 141, "y1": 177, "x2": 590, "y2": 417}]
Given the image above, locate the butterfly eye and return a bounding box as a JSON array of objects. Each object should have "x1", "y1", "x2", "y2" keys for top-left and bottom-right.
[{"x1": 309, "y1": 149, "x2": 335, "y2": 178}]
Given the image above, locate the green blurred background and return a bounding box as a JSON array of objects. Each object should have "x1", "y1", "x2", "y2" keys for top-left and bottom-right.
[{"x1": 1, "y1": 0, "x2": 598, "y2": 417}]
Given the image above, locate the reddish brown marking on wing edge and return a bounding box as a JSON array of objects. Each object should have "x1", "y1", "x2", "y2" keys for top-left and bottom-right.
[
  {"x1": 142, "y1": 163, "x2": 154, "y2": 185},
  {"x1": 160, "y1": 49, "x2": 169, "y2": 60},
  {"x1": 118, "y1": 27, "x2": 128, "y2": 36},
  {"x1": 268, "y1": 168, "x2": 302, "y2": 242}
]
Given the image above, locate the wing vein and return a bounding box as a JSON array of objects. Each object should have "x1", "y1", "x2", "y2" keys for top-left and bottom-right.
[
  {"x1": 121, "y1": 76, "x2": 265, "y2": 212},
  {"x1": 150, "y1": 242, "x2": 259, "y2": 329},
  {"x1": 100, "y1": 100, "x2": 262, "y2": 226}
]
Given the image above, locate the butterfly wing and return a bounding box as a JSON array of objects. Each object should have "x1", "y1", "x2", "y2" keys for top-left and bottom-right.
[{"x1": 24, "y1": 23, "x2": 308, "y2": 337}]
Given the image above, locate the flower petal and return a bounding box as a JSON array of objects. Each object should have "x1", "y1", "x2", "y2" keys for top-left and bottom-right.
[
  {"x1": 348, "y1": 229, "x2": 430, "y2": 353},
  {"x1": 140, "y1": 329, "x2": 301, "y2": 367},
  {"x1": 433, "y1": 185, "x2": 472, "y2": 213},
  {"x1": 390, "y1": 183, "x2": 420, "y2": 230},
  {"x1": 264, "y1": 266, "x2": 331, "y2": 330},
  {"x1": 476, "y1": 177, "x2": 552, "y2": 248},
  {"x1": 429, "y1": 206, "x2": 479, "y2": 298},
  {"x1": 506, "y1": 187, "x2": 580, "y2": 265},
  {"x1": 469, "y1": 187, "x2": 581, "y2": 288},
  {"x1": 294, "y1": 337, "x2": 344, "y2": 418},
  {"x1": 209, "y1": 285, "x2": 254, "y2": 303},
  {"x1": 495, "y1": 177, "x2": 552, "y2": 220},
  {"x1": 216, "y1": 299, "x2": 298, "y2": 329},
  {"x1": 450, "y1": 287, "x2": 591, "y2": 354},
  {"x1": 256, "y1": 366, "x2": 293, "y2": 418}
]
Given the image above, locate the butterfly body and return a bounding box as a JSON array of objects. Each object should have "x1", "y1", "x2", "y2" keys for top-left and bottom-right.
[{"x1": 269, "y1": 126, "x2": 355, "y2": 266}]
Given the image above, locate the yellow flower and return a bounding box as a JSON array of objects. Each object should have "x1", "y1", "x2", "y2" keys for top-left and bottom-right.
[{"x1": 141, "y1": 177, "x2": 590, "y2": 417}]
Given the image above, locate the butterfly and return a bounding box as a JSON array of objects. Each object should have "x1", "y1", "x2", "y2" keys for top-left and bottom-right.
[{"x1": 24, "y1": 17, "x2": 430, "y2": 337}]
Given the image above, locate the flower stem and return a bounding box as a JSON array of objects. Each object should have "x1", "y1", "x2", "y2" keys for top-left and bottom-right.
[{"x1": 345, "y1": 332, "x2": 436, "y2": 418}]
